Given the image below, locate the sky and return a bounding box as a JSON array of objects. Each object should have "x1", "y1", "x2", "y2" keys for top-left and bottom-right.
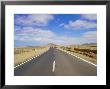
[{"x1": 14, "y1": 14, "x2": 97, "y2": 47}]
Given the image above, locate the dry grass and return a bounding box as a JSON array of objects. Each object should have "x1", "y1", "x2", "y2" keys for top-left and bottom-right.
[
  {"x1": 60, "y1": 45, "x2": 97, "y2": 64},
  {"x1": 14, "y1": 46, "x2": 49, "y2": 66}
]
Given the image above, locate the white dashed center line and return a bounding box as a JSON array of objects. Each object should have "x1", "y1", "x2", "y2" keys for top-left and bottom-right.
[{"x1": 52, "y1": 60, "x2": 55, "y2": 72}]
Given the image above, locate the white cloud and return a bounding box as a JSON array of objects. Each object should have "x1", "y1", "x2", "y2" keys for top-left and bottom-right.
[
  {"x1": 15, "y1": 27, "x2": 55, "y2": 37},
  {"x1": 59, "y1": 31, "x2": 97, "y2": 45},
  {"x1": 64, "y1": 20, "x2": 97, "y2": 30},
  {"x1": 81, "y1": 31, "x2": 97, "y2": 43},
  {"x1": 81, "y1": 14, "x2": 97, "y2": 20},
  {"x1": 60, "y1": 14, "x2": 97, "y2": 30},
  {"x1": 15, "y1": 27, "x2": 97, "y2": 45},
  {"x1": 83, "y1": 31, "x2": 97, "y2": 39},
  {"x1": 15, "y1": 14, "x2": 54, "y2": 26},
  {"x1": 59, "y1": 23, "x2": 65, "y2": 27}
]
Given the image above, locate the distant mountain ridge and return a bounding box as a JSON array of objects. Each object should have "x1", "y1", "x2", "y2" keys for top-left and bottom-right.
[
  {"x1": 15, "y1": 43, "x2": 97, "y2": 48},
  {"x1": 81, "y1": 43, "x2": 97, "y2": 46},
  {"x1": 46, "y1": 43, "x2": 59, "y2": 47}
]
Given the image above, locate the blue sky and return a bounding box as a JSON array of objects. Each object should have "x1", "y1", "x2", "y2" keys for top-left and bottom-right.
[{"x1": 14, "y1": 14, "x2": 97, "y2": 47}]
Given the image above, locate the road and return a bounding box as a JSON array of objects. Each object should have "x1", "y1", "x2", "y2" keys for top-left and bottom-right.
[{"x1": 14, "y1": 48, "x2": 97, "y2": 76}]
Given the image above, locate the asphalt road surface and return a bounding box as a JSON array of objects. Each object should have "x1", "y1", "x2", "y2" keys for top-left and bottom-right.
[{"x1": 14, "y1": 48, "x2": 97, "y2": 76}]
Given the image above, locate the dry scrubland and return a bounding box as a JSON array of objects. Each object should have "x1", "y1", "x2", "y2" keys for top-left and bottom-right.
[
  {"x1": 14, "y1": 46, "x2": 49, "y2": 66},
  {"x1": 60, "y1": 44, "x2": 97, "y2": 64}
]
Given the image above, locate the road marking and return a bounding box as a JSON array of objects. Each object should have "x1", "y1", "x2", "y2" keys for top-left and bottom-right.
[
  {"x1": 57, "y1": 48, "x2": 97, "y2": 67},
  {"x1": 14, "y1": 49, "x2": 50, "y2": 69},
  {"x1": 52, "y1": 60, "x2": 55, "y2": 72},
  {"x1": 71, "y1": 54, "x2": 97, "y2": 67}
]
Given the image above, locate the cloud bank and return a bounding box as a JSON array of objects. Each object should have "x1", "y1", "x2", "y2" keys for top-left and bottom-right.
[
  {"x1": 14, "y1": 14, "x2": 97, "y2": 46},
  {"x1": 15, "y1": 14, "x2": 54, "y2": 26},
  {"x1": 15, "y1": 27, "x2": 97, "y2": 45},
  {"x1": 60, "y1": 14, "x2": 97, "y2": 30}
]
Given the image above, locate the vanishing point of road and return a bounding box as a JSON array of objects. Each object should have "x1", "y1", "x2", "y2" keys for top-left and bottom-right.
[{"x1": 14, "y1": 48, "x2": 97, "y2": 76}]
